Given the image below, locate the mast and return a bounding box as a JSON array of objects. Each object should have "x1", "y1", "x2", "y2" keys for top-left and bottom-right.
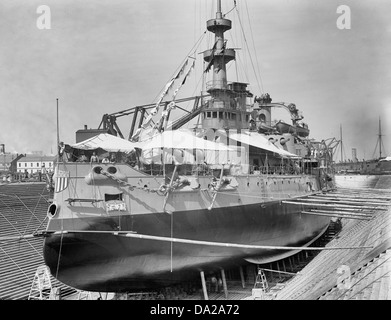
[
  {"x1": 379, "y1": 117, "x2": 382, "y2": 158},
  {"x1": 201, "y1": 0, "x2": 251, "y2": 131},
  {"x1": 340, "y1": 124, "x2": 343, "y2": 162},
  {"x1": 204, "y1": 0, "x2": 233, "y2": 90},
  {"x1": 373, "y1": 117, "x2": 385, "y2": 159},
  {"x1": 56, "y1": 98, "x2": 59, "y2": 151}
]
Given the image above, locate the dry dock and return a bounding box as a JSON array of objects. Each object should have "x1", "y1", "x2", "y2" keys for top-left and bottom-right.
[
  {"x1": 1, "y1": 183, "x2": 390, "y2": 300},
  {"x1": 273, "y1": 188, "x2": 391, "y2": 300}
]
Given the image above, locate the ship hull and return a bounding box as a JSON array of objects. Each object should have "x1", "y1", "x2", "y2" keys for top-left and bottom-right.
[
  {"x1": 334, "y1": 174, "x2": 391, "y2": 190},
  {"x1": 43, "y1": 200, "x2": 329, "y2": 292}
]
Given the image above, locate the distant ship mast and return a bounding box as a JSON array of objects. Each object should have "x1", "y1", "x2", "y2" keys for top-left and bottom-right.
[{"x1": 373, "y1": 117, "x2": 385, "y2": 159}]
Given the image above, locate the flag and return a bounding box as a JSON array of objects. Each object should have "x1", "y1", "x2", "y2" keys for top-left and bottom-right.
[{"x1": 55, "y1": 169, "x2": 69, "y2": 193}]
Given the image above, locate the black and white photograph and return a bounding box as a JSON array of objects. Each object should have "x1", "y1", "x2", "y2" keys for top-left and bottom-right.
[{"x1": 0, "y1": 0, "x2": 390, "y2": 309}]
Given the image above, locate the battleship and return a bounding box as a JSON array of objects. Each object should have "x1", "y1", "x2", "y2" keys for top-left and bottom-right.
[
  {"x1": 43, "y1": 0, "x2": 336, "y2": 292},
  {"x1": 334, "y1": 119, "x2": 390, "y2": 189}
]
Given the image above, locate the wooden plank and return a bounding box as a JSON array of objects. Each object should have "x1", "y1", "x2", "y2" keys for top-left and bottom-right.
[
  {"x1": 308, "y1": 195, "x2": 391, "y2": 206},
  {"x1": 310, "y1": 209, "x2": 373, "y2": 217},
  {"x1": 200, "y1": 271, "x2": 208, "y2": 300},
  {"x1": 301, "y1": 211, "x2": 371, "y2": 220},
  {"x1": 282, "y1": 200, "x2": 387, "y2": 210}
]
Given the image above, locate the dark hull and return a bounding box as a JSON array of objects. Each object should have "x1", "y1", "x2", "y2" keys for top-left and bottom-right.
[{"x1": 43, "y1": 200, "x2": 329, "y2": 292}]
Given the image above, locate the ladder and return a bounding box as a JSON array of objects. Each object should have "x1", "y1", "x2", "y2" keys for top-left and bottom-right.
[
  {"x1": 252, "y1": 268, "x2": 268, "y2": 299},
  {"x1": 77, "y1": 290, "x2": 93, "y2": 300},
  {"x1": 28, "y1": 265, "x2": 59, "y2": 300},
  {"x1": 254, "y1": 268, "x2": 269, "y2": 291}
]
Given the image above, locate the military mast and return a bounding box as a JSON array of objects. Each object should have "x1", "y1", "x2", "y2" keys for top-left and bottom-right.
[{"x1": 201, "y1": 0, "x2": 252, "y2": 131}]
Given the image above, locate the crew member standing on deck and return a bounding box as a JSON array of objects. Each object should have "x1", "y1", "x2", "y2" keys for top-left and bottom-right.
[
  {"x1": 58, "y1": 142, "x2": 66, "y2": 162},
  {"x1": 90, "y1": 151, "x2": 99, "y2": 163}
]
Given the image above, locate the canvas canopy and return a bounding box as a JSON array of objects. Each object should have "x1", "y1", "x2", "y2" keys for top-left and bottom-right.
[
  {"x1": 227, "y1": 132, "x2": 301, "y2": 159},
  {"x1": 137, "y1": 129, "x2": 233, "y2": 151},
  {"x1": 71, "y1": 133, "x2": 137, "y2": 153},
  {"x1": 138, "y1": 129, "x2": 236, "y2": 165}
]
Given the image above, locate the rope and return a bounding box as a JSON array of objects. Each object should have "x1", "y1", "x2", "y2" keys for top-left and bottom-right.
[
  {"x1": 55, "y1": 230, "x2": 64, "y2": 279},
  {"x1": 223, "y1": 0, "x2": 236, "y2": 17},
  {"x1": 0, "y1": 246, "x2": 32, "y2": 281},
  {"x1": 15, "y1": 193, "x2": 47, "y2": 236},
  {"x1": 0, "y1": 201, "x2": 42, "y2": 257},
  {"x1": 234, "y1": 5, "x2": 263, "y2": 94}
]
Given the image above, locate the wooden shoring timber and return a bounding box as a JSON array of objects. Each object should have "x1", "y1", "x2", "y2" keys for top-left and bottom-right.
[
  {"x1": 336, "y1": 187, "x2": 391, "y2": 193},
  {"x1": 309, "y1": 209, "x2": 373, "y2": 217},
  {"x1": 331, "y1": 190, "x2": 391, "y2": 198},
  {"x1": 259, "y1": 267, "x2": 299, "y2": 276},
  {"x1": 326, "y1": 193, "x2": 391, "y2": 201},
  {"x1": 300, "y1": 211, "x2": 371, "y2": 220},
  {"x1": 282, "y1": 200, "x2": 388, "y2": 211},
  {"x1": 308, "y1": 195, "x2": 391, "y2": 206},
  {"x1": 303, "y1": 198, "x2": 390, "y2": 207}
]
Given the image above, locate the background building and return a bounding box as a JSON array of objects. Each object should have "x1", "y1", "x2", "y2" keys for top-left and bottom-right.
[
  {"x1": 0, "y1": 144, "x2": 24, "y2": 174},
  {"x1": 16, "y1": 155, "x2": 56, "y2": 175}
]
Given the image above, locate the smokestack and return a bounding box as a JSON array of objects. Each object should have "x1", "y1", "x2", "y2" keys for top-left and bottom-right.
[
  {"x1": 0, "y1": 144, "x2": 4, "y2": 154},
  {"x1": 84, "y1": 125, "x2": 88, "y2": 130}
]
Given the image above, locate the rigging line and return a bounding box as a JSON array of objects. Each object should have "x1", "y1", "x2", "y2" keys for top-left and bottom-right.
[
  {"x1": 0, "y1": 208, "x2": 22, "y2": 236},
  {"x1": 244, "y1": 0, "x2": 264, "y2": 93},
  {"x1": 151, "y1": 31, "x2": 207, "y2": 104},
  {"x1": 18, "y1": 187, "x2": 49, "y2": 237},
  {"x1": 55, "y1": 226, "x2": 64, "y2": 280},
  {"x1": 171, "y1": 211, "x2": 173, "y2": 273},
  {"x1": 0, "y1": 246, "x2": 32, "y2": 281},
  {"x1": 0, "y1": 210, "x2": 42, "y2": 258},
  {"x1": 32, "y1": 215, "x2": 48, "y2": 237},
  {"x1": 0, "y1": 195, "x2": 47, "y2": 256},
  {"x1": 167, "y1": 74, "x2": 206, "y2": 128},
  {"x1": 234, "y1": 6, "x2": 262, "y2": 94},
  {"x1": 223, "y1": 0, "x2": 237, "y2": 17}
]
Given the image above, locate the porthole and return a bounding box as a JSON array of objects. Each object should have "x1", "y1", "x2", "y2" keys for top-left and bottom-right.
[
  {"x1": 47, "y1": 203, "x2": 58, "y2": 218},
  {"x1": 107, "y1": 166, "x2": 117, "y2": 174},
  {"x1": 93, "y1": 166, "x2": 103, "y2": 174}
]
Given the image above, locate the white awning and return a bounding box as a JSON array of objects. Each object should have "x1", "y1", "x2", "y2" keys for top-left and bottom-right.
[
  {"x1": 138, "y1": 129, "x2": 236, "y2": 165},
  {"x1": 137, "y1": 129, "x2": 233, "y2": 151},
  {"x1": 71, "y1": 133, "x2": 137, "y2": 153},
  {"x1": 227, "y1": 132, "x2": 301, "y2": 159}
]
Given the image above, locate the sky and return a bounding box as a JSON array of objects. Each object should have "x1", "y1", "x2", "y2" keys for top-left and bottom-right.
[{"x1": 0, "y1": 0, "x2": 390, "y2": 161}]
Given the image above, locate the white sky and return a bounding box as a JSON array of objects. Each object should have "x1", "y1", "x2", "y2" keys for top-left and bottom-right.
[{"x1": 0, "y1": 0, "x2": 390, "y2": 160}]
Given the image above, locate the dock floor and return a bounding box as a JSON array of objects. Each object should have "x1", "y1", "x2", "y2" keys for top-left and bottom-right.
[{"x1": 272, "y1": 192, "x2": 391, "y2": 300}]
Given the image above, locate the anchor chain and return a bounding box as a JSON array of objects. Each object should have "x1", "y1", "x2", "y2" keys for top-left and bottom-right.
[
  {"x1": 100, "y1": 170, "x2": 163, "y2": 194},
  {"x1": 99, "y1": 169, "x2": 189, "y2": 196}
]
